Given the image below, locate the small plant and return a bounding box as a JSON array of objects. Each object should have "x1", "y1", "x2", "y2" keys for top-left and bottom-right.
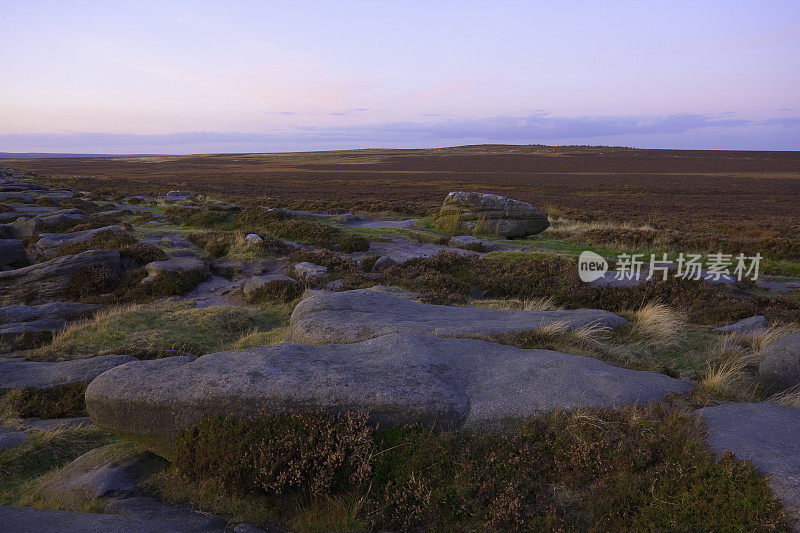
[
  {"x1": 0, "y1": 384, "x2": 87, "y2": 420},
  {"x1": 628, "y1": 301, "x2": 686, "y2": 348}
]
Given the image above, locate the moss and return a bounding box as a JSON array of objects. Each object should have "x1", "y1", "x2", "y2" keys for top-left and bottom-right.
[
  {"x1": 0, "y1": 384, "x2": 88, "y2": 420},
  {"x1": 157, "y1": 405, "x2": 787, "y2": 531}
]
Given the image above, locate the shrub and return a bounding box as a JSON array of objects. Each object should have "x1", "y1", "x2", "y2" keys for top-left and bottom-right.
[
  {"x1": 244, "y1": 279, "x2": 303, "y2": 304},
  {"x1": 166, "y1": 206, "x2": 231, "y2": 228},
  {"x1": 64, "y1": 265, "x2": 119, "y2": 300},
  {"x1": 235, "y1": 210, "x2": 369, "y2": 252},
  {"x1": 46, "y1": 229, "x2": 137, "y2": 260},
  {"x1": 118, "y1": 243, "x2": 167, "y2": 266}
]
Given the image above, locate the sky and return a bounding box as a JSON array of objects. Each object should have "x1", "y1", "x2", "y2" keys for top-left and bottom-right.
[{"x1": 1, "y1": 0, "x2": 799, "y2": 154}]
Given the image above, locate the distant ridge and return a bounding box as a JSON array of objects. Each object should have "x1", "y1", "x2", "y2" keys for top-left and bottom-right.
[{"x1": 0, "y1": 152, "x2": 170, "y2": 159}]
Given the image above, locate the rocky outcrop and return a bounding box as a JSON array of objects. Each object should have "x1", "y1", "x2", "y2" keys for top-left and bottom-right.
[
  {"x1": 85, "y1": 333, "x2": 690, "y2": 458},
  {"x1": 759, "y1": 332, "x2": 800, "y2": 392},
  {"x1": 293, "y1": 262, "x2": 327, "y2": 281},
  {"x1": 439, "y1": 192, "x2": 550, "y2": 237},
  {"x1": 34, "y1": 225, "x2": 124, "y2": 254},
  {"x1": 0, "y1": 354, "x2": 136, "y2": 391},
  {"x1": 448, "y1": 235, "x2": 495, "y2": 252},
  {"x1": 0, "y1": 302, "x2": 100, "y2": 352},
  {"x1": 0, "y1": 249, "x2": 121, "y2": 305},
  {"x1": 0, "y1": 239, "x2": 26, "y2": 267},
  {"x1": 142, "y1": 257, "x2": 206, "y2": 283},
  {"x1": 285, "y1": 288, "x2": 627, "y2": 344},
  {"x1": 699, "y1": 402, "x2": 800, "y2": 525},
  {"x1": 7, "y1": 209, "x2": 88, "y2": 239}
]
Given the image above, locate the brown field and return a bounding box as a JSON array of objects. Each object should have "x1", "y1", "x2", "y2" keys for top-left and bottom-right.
[{"x1": 4, "y1": 145, "x2": 800, "y2": 236}]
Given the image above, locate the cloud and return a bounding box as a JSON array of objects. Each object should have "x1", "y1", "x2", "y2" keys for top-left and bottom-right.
[{"x1": 1, "y1": 112, "x2": 798, "y2": 154}]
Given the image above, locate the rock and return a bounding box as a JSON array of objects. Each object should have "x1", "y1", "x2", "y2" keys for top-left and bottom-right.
[
  {"x1": 293, "y1": 261, "x2": 327, "y2": 281},
  {"x1": 244, "y1": 233, "x2": 263, "y2": 245},
  {"x1": 0, "y1": 354, "x2": 136, "y2": 391},
  {"x1": 10, "y1": 209, "x2": 88, "y2": 238},
  {"x1": 0, "y1": 192, "x2": 34, "y2": 203},
  {"x1": 34, "y1": 225, "x2": 124, "y2": 254},
  {"x1": 759, "y1": 332, "x2": 800, "y2": 392},
  {"x1": 0, "y1": 505, "x2": 227, "y2": 533},
  {"x1": 371, "y1": 255, "x2": 396, "y2": 271},
  {"x1": 142, "y1": 257, "x2": 206, "y2": 284},
  {"x1": 439, "y1": 192, "x2": 550, "y2": 237},
  {"x1": 0, "y1": 302, "x2": 100, "y2": 352},
  {"x1": 325, "y1": 279, "x2": 345, "y2": 291},
  {"x1": 367, "y1": 285, "x2": 421, "y2": 300},
  {"x1": 105, "y1": 497, "x2": 227, "y2": 532},
  {"x1": 285, "y1": 288, "x2": 627, "y2": 344},
  {"x1": 0, "y1": 427, "x2": 26, "y2": 449},
  {"x1": 211, "y1": 260, "x2": 244, "y2": 279},
  {"x1": 0, "y1": 239, "x2": 26, "y2": 267},
  {"x1": 448, "y1": 235, "x2": 495, "y2": 252},
  {"x1": 241, "y1": 275, "x2": 297, "y2": 299},
  {"x1": 39, "y1": 445, "x2": 168, "y2": 508},
  {"x1": 699, "y1": 403, "x2": 800, "y2": 525},
  {"x1": 713, "y1": 315, "x2": 768, "y2": 335},
  {"x1": 0, "y1": 249, "x2": 122, "y2": 305},
  {"x1": 0, "y1": 212, "x2": 22, "y2": 224},
  {"x1": 160, "y1": 190, "x2": 198, "y2": 201},
  {"x1": 86, "y1": 334, "x2": 691, "y2": 458}
]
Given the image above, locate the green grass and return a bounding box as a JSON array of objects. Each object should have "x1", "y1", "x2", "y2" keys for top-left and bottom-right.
[
  {"x1": 148, "y1": 407, "x2": 788, "y2": 531},
  {"x1": 27, "y1": 301, "x2": 290, "y2": 360},
  {"x1": 0, "y1": 426, "x2": 117, "y2": 507},
  {"x1": 0, "y1": 384, "x2": 88, "y2": 420}
]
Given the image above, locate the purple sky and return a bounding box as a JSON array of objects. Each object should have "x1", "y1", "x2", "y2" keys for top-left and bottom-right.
[{"x1": 1, "y1": 1, "x2": 799, "y2": 153}]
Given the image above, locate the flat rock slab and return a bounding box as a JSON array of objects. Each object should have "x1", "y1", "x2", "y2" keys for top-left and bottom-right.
[
  {"x1": 713, "y1": 315, "x2": 768, "y2": 334},
  {"x1": 86, "y1": 333, "x2": 690, "y2": 458},
  {"x1": 0, "y1": 239, "x2": 26, "y2": 267},
  {"x1": 0, "y1": 505, "x2": 227, "y2": 533},
  {"x1": 0, "y1": 249, "x2": 121, "y2": 305},
  {"x1": 286, "y1": 288, "x2": 628, "y2": 344},
  {"x1": 699, "y1": 403, "x2": 800, "y2": 524},
  {"x1": 35, "y1": 225, "x2": 124, "y2": 254},
  {"x1": 0, "y1": 354, "x2": 136, "y2": 391}
]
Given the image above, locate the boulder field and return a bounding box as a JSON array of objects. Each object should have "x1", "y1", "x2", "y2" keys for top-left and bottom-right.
[{"x1": 85, "y1": 333, "x2": 692, "y2": 458}]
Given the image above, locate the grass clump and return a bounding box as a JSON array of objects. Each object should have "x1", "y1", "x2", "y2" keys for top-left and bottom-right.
[
  {"x1": 0, "y1": 384, "x2": 88, "y2": 420},
  {"x1": 243, "y1": 279, "x2": 303, "y2": 304},
  {"x1": 236, "y1": 210, "x2": 370, "y2": 253},
  {"x1": 154, "y1": 406, "x2": 787, "y2": 531},
  {"x1": 186, "y1": 231, "x2": 290, "y2": 259},
  {"x1": 165, "y1": 205, "x2": 232, "y2": 228},
  {"x1": 28, "y1": 301, "x2": 288, "y2": 360}
]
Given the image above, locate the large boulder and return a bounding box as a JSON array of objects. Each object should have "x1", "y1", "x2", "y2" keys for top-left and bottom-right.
[
  {"x1": 0, "y1": 354, "x2": 136, "y2": 391},
  {"x1": 759, "y1": 332, "x2": 800, "y2": 392},
  {"x1": 85, "y1": 333, "x2": 690, "y2": 458},
  {"x1": 0, "y1": 249, "x2": 121, "y2": 305},
  {"x1": 9, "y1": 209, "x2": 88, "y2": 238},
  {"x1": 0, "y1": 302, "x2": 100, "y2": 352},
  {"x1": 0, "y1": 239, "x2": 26, "y2": 267},
  {"x1": 285, "y1": 288, "x2": 627, "y2": 344},
  {"x1": 34, "y1": 225, "x2": 124, "y2": 254},
  {"x1": 699, "y1": 403, "x2": 800, "y2": 525},
  {"x1": 439, "y1": 192, "x2": 549, "y2": 237}
]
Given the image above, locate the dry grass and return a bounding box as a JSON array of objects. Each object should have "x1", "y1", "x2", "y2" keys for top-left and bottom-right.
[
  {"x1": 546, "y1": 218, "x2": 657, "y2": 240},
  {"x1": 768, "y1": 384, "x2": 800, "y2": 407},
  {"x1": 435, "y1": 210, "x2": 461, "y2": 235},
  {"x1": 627, "y1": 302, "x2": 687, "y2": 348},
  {"x1": 700, "y1": 359, "x2": 752, "y2": 400},
  {"x1": 463, "y1": 296, "x2": 561, "y2": 311}
]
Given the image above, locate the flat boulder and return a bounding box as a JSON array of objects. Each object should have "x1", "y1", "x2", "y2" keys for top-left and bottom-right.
[
  {"x1": 449, "y1": 235, "x2": 495, "y2": 252},
  {"x1": 0, "y1": 249, "x2": 121, "y2": 305},
  {"x1": 759, "y1": 332, "x2": 800, "y2": 392},
  {"x1": 241, "y1": 274, "x2": 297, "y2": 299},
  {"x1": 439, "y1": 191, "x2": 550, "y2": 237},
  {"x1": 34, "y1": 225, "x2": 124, "y2": 254},
  {"x1": 293, "y1": 261, "x2": 327, "y2": 281},
  {"x1": 285, "y1": 288, "x2": 627, "y2": 344},
  {"x1": 85, "y1": 334, "x2": 690, "y2": 458},
  {"x1": 0, "y1": 354, "x2": 135, "y2": 391},
  {"x1": 10, "y1": 209, "x2": 88, "y2": 238},
  {"x1": 0, "y1": 239, "x2": 26, "y2": 267},
  {"x1": 0, "y1": 301, "x2": 100, "y2": 352},
  {"x1": 699, "y1": 402, "x2": 800, "y2": 525},
  {"x1": 142, "y1": 257, "x2": 206, "y2": 283},
  {"x1": 713, "y1": 315, "x2": 768, "y2": 335}
]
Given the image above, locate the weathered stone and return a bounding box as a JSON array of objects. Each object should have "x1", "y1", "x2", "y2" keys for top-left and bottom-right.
[
  {"x1": 285, "y1": 288, "x2": 627, "y2": 344},
  {"x1": 34, "y1": 225, "x2": 124, "y2": 254},
  {"x1": 39, "y1": 445, "x2": 168, "y2": 509},
  {"x1": 325, "y1": 279, "x2": 345, "y2": 291},
  {"x1": 0, "y1": 239, "x2": 26, "y2": 267},
  {"x1": 244, "y1": 233, "x2": 263, "y2": 245},
  {"x1": 142, "y1": 257, "x2": 206, "y2": 284},
  {"x1": 759, "y1": 332, "x2": 800, "y2": 392},
  {"x1": 0, "y1": 505, "x2": 227, "y2": 533},
  {"x1": 0, "y1": 249, "x2": 121, "y2": 305},
  {"x1": 0, "y1": 302, "x2": 100, "y2": 352},
  {"x1": 713, "y1": 315, "x2": 768, "y2": 335},
  {"x1": 241, "y1": 275, "x2": 297, "y2": 299},
  {"x1": 0, "y1": 192, "x2": 34, "y2": 203},
  {"x1": 10, "y1": 209, "x2": 88, "y2": 238},
  {"x1": 367, "y1": 285, "x2": 421, "y2": 300},
  {"x1": 86, "y1": 334, "x2": 690, "y2": 458},
  {"x1": 440, "y1": 191, "x2": 550, "y2": 237},
  {"x1": 371, "y1": 255, "x2": 396, "y2": 271},
  {"x1": 293, "y1": 261, "x2": 327, "y2": 281},
  {"x1": 0, "y1": 354, "x2": 136, "y2": 391},
  {"x1": 699, "y1": 403, "x2": 800, "y2": 525},
  {"x1": 105, "y1": 497, "x2": 227, "y2": 532},
  {"x1": 448, "y1": 235, "x2": 495, "y2": 252}
]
